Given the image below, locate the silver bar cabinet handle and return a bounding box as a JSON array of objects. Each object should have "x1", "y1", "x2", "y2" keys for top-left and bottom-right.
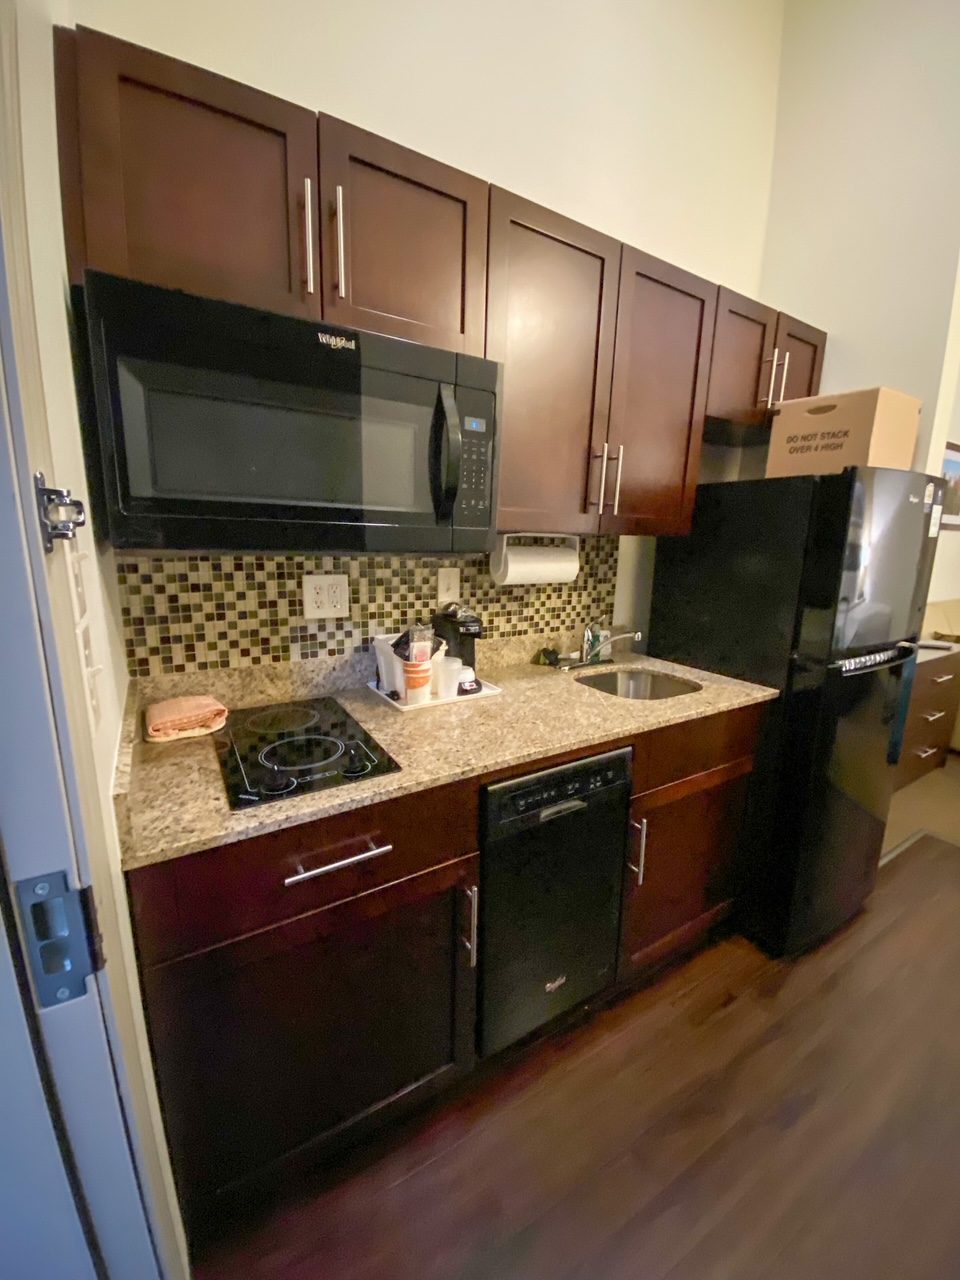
[
  {"x1": 914, "y1": 746, "x2": 938, "y2": 760},
  {"x1": 628, "y1": 818, "x2": 647, "y2": 886},
  {"x1": 593, "y1": 441, "x2": 609, "y2": 511},
  {"x1": 284, "y1": 837, "x2": 392, "y2": 886},
  {"x1": 933, "y1": 674, "x2": 955, "y2": 684},
  {"x1": 762, "y1": 346, "x2": 779, "y2": 405},
  {"x1": 777, "y1": 350, "x2": 791, "y2": 403},
  {"x1": 923, "y1": 710, "x2": 946, "y2": 722},
  {"x1": 303, "y1": 178, "x2": 315, "y2": 295},
  {"x1": 335, "y1": 183, "x2": 347, "y2": 299},
  {"x1": 613, "y1": 444, "x2": 625, "y2": 516},
  {"x1": 463, "y1": 884, "x2": 479, "y2": 968}
]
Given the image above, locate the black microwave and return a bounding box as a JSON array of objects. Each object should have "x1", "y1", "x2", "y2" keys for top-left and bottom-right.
[{"x1": 77, "y1": 272, "x2": 499, "y2": 553}]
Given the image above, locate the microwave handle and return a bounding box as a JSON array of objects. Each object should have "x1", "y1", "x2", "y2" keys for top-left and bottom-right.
[{"x1": 434, "y1": 383, "x2": 462, "y2": 519}]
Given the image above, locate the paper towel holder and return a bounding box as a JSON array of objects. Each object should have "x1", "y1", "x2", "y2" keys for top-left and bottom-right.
[{"x1": 490, "y1": 533, "x2": 581, "y2": 586}]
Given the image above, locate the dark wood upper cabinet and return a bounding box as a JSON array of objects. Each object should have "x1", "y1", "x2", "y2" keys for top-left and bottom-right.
[
  {"x1": 602, "y1": 249, "x2": 718, "y2": 537},
  {"x1": 318, "y1": 116, "x2": 488, "y2": 353},
  {"x1": 487, "y1": 189, "x2": 619, "y2": 534},
  {"x1": 775, "y1": 311, "x2": 827, "y2": 402},
  {"x1": 140, "y1": 852, "x2": 479, "y2": 1219},
  {"x1": 73, "y1": 28, "x2": 320, "y2": 318},
  {"x1": 706, "y1": 287, "x2": 778, "y2": 420},
  {"x1": 618, "y1": 766, "x2": 750, "y2": 984}
]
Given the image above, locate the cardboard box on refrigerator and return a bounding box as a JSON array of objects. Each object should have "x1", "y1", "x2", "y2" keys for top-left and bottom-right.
[{"x1": 765, "y1": 387, "x2": 921, "y2": 478}]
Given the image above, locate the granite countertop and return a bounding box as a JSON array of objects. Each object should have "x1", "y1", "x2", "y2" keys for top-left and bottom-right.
[{"x1": 115, "y1": 655, "x2": 778, "y2": 871}]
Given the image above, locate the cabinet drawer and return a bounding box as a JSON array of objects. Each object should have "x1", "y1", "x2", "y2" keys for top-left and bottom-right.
[
  {"x1": 903, "y1": 703, "x2": 955, "y2": 754},
  {"x1": 128, "y1": 780, "x2": 479, "y2": 965},
  {"x1": 896, "y1": 742, "x2": 948, "y2": 788},
  {"x1": 637, "y1": 703, "x2": 766, "y2": 794},
  {"x1": 910, "y1": 659, "x2": 960, "y2": 719}
]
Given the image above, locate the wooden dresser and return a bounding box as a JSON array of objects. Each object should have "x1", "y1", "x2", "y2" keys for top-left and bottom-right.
[{"x1": 897, "y1": 645, "x2": 960, "y2": 787}]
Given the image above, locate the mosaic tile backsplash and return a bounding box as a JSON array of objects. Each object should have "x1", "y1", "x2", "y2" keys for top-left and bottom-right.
[{"x1": 116, "y1": 538, "x2": 619, "y2": 677}]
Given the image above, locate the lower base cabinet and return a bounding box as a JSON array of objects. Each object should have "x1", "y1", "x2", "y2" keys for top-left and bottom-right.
[
  {"x1": 618, "y1": 763, "x2": 752, "y2": 982},
  {"x1": 141, "y1": 853, "x2": 478, "y2": 1222},
  {"x1": 129, "y1": 706, "x2": 766, "y2": 1231}
]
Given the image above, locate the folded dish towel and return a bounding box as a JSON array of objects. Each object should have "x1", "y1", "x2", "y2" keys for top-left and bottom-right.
[{"x1": 144, "y1": 695, "x2": 228, "y2": 741}]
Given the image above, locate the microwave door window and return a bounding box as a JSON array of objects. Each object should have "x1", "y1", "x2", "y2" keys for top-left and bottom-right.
[{"x1": 116, "y1": 359, "x2": 436, "y2": 521}]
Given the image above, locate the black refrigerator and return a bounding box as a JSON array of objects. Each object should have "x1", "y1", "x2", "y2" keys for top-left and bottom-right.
[{"x1": 648, "y1": 467, "x2": 945, "y2": 957}]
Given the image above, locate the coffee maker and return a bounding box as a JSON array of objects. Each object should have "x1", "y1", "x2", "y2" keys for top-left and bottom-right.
[{"x1": 432, "y1": 603, "x2": 484, "y2": 670}]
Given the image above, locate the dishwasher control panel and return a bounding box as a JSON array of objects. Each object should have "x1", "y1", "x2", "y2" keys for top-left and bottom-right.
[{"x1": 484, "y1": 747, "x2": 633, "y2": 832}]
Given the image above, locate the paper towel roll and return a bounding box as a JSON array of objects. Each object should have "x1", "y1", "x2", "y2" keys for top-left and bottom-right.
[{"x1": 490, "y1": 536, "x2": 580, "y2": 586}]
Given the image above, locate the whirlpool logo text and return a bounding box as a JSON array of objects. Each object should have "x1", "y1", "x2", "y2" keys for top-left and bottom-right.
[{"x1": 318, "y1": 332, "x2": 357, "y2": 351}]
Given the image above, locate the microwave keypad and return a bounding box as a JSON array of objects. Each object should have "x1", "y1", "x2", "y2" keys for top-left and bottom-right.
[{"x1": 458, "y1": 437, "x2": 491, "y2": 519}]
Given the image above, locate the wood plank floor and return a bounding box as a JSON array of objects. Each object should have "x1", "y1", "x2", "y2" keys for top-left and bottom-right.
[{"x1": 195, "y1": 836, "x2": 960, "y2": 1280}]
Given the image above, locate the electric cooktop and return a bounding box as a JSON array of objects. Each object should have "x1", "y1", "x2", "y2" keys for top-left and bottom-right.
[{"x1": 213, "y1": 697, "x2": 400, "y2": 810}]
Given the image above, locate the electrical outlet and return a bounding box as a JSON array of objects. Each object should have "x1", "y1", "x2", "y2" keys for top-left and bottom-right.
[
  {"x1": 437, "y1": 566, "x2": 460, "y2": 606},
  {"x1": 302, "y1": 573, "x2": 350, "y2": 619}
]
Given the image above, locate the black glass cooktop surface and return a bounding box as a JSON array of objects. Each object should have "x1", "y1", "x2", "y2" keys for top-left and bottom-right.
[{"x1": 213, "y1": 697, "x2": 400, "y2": 809}]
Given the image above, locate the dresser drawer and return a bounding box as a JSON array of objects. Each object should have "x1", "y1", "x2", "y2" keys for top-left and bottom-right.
[
  {"x1": 896, "y1": 741, "x2": 948, "y2": 788},
  {"x1": 128, "y1": 780, "x2": 480, "y2": 966},
  {"x1": 903, "y1": 702, "x2": 955, "y2": 754},
  {"x1": 911, "y1": 654, "x2": 960, "y2": 716}
]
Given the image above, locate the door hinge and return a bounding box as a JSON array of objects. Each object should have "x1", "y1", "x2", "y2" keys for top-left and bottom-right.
[
  {"x1": 34, "y1": 471, "x2": 86, "y2": 553},
  {"x1": 14, "y1": 872, "x2": 103, "y2": 1007}
]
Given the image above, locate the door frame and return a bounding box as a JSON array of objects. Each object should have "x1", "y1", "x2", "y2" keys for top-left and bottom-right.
[{"x1": 0, "y1": 3, "x2": 188, "y2": 1276}]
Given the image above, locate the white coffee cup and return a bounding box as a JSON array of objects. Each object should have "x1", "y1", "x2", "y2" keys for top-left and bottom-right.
[{"x1": 437, "y1": 657, "x2": 463, "y2": 699}]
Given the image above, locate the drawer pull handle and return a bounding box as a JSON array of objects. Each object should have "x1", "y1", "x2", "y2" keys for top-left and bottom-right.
[
  {"x1": 922, "y1": 710, "x2": 947, "y2": 722},
  {"x1": 628, "y1": 817, "x2": 647, "y2": 886},
  {"x1": 914, "y1": 746, "x2": 938, "y2": 760},
  {"x1": 284, "y1": 838, "x2": 393, "y2": 886},
  {"x1": 933, "y1": 674, "x2": 955, "y2": 684}
]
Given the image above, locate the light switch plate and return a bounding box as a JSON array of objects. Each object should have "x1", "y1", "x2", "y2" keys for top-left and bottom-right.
[
  {"x1": 302, "y1": 573, "x2": 350, "y2": 619},
  {"x1": 437, "y1": 567, "x2": 460, "y2": 606}
]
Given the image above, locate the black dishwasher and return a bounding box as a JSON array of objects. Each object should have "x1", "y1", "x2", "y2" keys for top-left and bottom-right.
[{"x1": 479, "y1": 747, "x2": 632, "y2": 1057}]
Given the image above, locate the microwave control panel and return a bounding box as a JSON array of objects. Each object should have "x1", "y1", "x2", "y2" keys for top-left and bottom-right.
[{"x1": 456, "y1": 416, "x2": 492, "y2": 525}]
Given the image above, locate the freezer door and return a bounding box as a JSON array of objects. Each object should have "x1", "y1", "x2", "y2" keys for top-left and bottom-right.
[
  {"x1": 830, "y1": 469, "x2": 943, "y2": 654},
  {"x1": 782, "y1": 652, "x2": 915, "y2": 954},
  {"x1": 649, "y1": 476, "x2": 816, "y2": 690}
]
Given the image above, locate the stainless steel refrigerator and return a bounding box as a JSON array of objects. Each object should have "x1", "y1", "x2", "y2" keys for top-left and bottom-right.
[{"x1": 648, "y1": 467, "x2": 945, "y2": 956}]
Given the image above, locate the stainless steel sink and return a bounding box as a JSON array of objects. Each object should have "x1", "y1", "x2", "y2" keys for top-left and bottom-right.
[{"x1": 575, "y1": 668, "x2": 702, "y2": 700}]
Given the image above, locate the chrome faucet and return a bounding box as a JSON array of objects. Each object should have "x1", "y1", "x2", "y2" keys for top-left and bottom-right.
[{"x1": 560, "y1": 630, "x2": 643, "y2": 671}]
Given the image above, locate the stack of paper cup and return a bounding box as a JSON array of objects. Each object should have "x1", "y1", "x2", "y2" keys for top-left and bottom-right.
[{"x1": 402, "y1": 659, "x2": 433, "y2": 705}]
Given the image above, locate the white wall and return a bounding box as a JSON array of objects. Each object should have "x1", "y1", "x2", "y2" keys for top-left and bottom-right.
[
  {"x1": 72, "y1": 0, "x2": 785, "y2": 297},
  {"x1": 760, "y1": 0, "x2": 960, "y2": 473}
]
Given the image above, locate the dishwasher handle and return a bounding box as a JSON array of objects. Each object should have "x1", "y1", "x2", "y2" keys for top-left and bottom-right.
[{"x1": 538, "y1": 798, "x2": 589, "y2": 823}]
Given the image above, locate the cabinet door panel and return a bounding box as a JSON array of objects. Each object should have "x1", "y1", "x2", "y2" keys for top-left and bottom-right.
[
  {"x1": 774, "y1": 312, "x2": 827, "y2": 402},
  {"x1": 618, "y1": 773, "x2": 749, "y2": 982},
  {"x1": 319, "y1": 116, "x2": 487, "y2": 353},
  {"x1": 142, "y1": 855, "x2": 478, "y2": 1216},
  {"x1": 75, "y1": 27, "x2": 319, "y2": 317},
  {"x1": 706, "y1": 288, "x2": 778, "y2": 419},
  {"x1": 603, "y1": 249, "x2": 717, "y2": 536},
  {"x1": 487, "y1": 189, "x2": 619, "y2": 534}
]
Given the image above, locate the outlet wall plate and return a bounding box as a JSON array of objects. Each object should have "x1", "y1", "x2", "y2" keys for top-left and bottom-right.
[
  {"x1": 302, "y1": 573, "x2": 350, "y2": 619},
  {"x1": 437, "y1": 566, "x2": 460, "y2": 607}
]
